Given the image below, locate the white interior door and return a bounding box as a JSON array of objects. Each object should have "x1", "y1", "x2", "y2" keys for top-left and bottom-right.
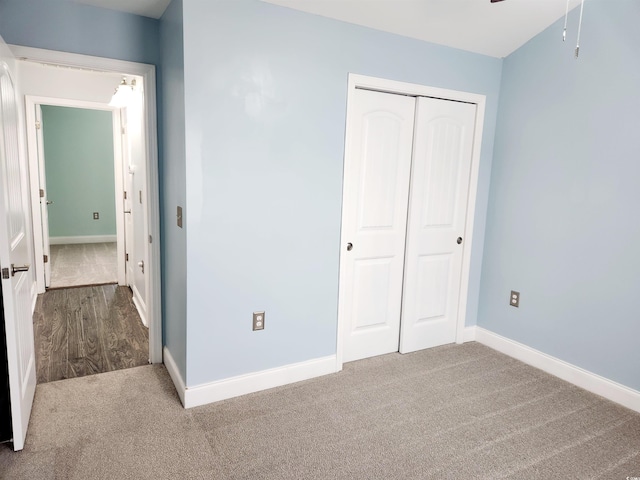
[
  {"x1": 121, "y1": 108, "x2": 135, "y2": 286},
  {"x1": 34, "y1": 104, "x2": 52, "y2": 287},
  {"x1": 399, "y1": 98, "x2": 476, "y2": 353},
  {"x1": 125, "y1": 92, "x2": 148, "y2": 325},
  {"x1": 0, "y1": 51, "x2": 36, "y2": 451},
  {"x1": 341, "y1": 89, "x2": 416, "y2": 362}
]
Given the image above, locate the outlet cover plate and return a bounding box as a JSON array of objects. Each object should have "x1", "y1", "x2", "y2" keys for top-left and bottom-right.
[
  {"x1": 510, "y1": 290, "x2": 520, "y2": 308},
  {"x1": 253, "y1": 311, "x2": 265, "y2": 331}
]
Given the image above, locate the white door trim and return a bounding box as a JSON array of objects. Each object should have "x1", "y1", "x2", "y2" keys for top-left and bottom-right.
[
  {"x1": 336, "y1": 73, "x2": 486, "y2": 370},
  {"x1": 11, "y1": 45, "x2": 162, "y2": 364},
  {"x1": 25, "y1": 96, "x2": 126, "y2": 289}
]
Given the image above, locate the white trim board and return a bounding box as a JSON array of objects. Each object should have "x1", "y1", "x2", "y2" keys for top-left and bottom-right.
[
  {"x1": 470, "y1": 326, "x2": 640, "y2": 414},
  {"x1": 164, "y1": 325, "x2": 639, "y2": 413},
  {"x1": 164, "y1": 350, "x2": 338, "y2": 409},
  {"x1": 462, "y1": 326, "x2": 477, "y2": 343},
  {"x1": 49, "y1": 235, "x2": 116, "y2": 245}
]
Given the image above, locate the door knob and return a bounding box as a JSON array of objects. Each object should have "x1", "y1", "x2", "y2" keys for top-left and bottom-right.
[
  {"x1": 347, "y1": 243, "x2": 353, "y2": 251},
  {"x1": 138, "y1": 260, "x2": 144, "y2": 274},
  {"x1": 457, "y1": 237, "x2": 463, "y2": 245},
  {"x1": 11, "y1": 264, "x2": 30, "y2": 277},
  {"x1": 124, "y1": 210, "x2": 131, "y2": 214},
  {"x1": 46, "y1": 200, "x2": 54, "y2": 205}
]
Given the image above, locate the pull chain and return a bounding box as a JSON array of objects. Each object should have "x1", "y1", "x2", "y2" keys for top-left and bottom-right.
[
  {"x1": 575, "y1": 0, "x2": 586, "y2": 58},
  {"x1": 562, "y1": 0, "x2": 570, "y2": 41}
]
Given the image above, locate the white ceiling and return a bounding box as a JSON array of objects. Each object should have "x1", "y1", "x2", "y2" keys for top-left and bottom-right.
[
  {"x1": 74, "y1": 0, "x2": 582, "y2": 58},
  {"x1": 262, "y1": 0, "x2": 583, "y2": 58}
]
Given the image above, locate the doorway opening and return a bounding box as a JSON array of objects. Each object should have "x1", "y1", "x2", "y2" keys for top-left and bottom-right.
[
  {"x1": 13, "y1": 45, "x2": 162, "y2": 372},
  {"x1": 37, "y1": 104, "x2": 120, "y2": 290},
  {"x1": 27, "y1": 97, "x2": 150, "y2": 383}
]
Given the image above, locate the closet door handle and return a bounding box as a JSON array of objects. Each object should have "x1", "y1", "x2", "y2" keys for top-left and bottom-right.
[
  {"x1": 457, "y1": 237, "x2": 463, "y2": 245},
  {"x1": 347, "y1": 243, "x2": 353, "y2": 251}
]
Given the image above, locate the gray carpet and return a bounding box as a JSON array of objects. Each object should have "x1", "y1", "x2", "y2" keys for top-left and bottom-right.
[{"x1": 1, "y1": 342, "x2": 638, "y2": 479}]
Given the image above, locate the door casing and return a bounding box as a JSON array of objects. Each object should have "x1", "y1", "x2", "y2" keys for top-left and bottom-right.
[
  {"x1": 11, "y1": 45, "x2": 163, "y2": 364},
  {"x1": 26, "y1": 97, "x2": 126, "y2": 288},
  {"x1": 336, "y1": 74, "x2": 486, "y2": 370}
]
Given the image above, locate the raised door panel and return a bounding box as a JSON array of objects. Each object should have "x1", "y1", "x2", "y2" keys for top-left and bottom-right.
[
  {"x1": 421, "y1": 120, "x2": 466, "y2": 229},
  {"x1": 359, "y1": 114, "x2": 404, "y2": 230},
  {"x1": 415, "y1": 254, "x2": 450, "y2": 322},
  {"x1": 352, "y1": 258, "x2": 392, "y2": 330}
]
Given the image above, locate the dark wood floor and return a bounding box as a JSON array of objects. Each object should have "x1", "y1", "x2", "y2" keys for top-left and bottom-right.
[{"x1": 33, "y1": 285, "x2": 149, "y2": 384}]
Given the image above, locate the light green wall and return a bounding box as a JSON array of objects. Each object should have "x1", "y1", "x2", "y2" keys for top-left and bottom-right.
[{"x1": 41, "y1": 105, "x2": 116, "y2": 238}]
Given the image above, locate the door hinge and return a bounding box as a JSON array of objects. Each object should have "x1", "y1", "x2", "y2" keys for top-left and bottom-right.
[
  {"x1": 43, "y1": 254, "x2": 48, "y2": 263},
  {"x1": 1, "y1": 268, "x2": 9, "y2": 279},
  {"x1": 122, "y1": 126, "x2": 126, "y2": 135},
  {"x1": 139, "y1": 190, "x2": 143, "y2": 204},
  {"x1": 35, "y1": 121, "x2": 41, "y2": 130},
  {"x1": 124, "y1": 191, "x2": 127, "y2": 200},
  {"x1": 149, "y1": 235, "x2": 152, "y2": 244},
  {"x1": 40, "y1": 188, "x2": 45, "y2": 198},
  {"x1": 126, "y1": 253, "x2": 129, "y2": 262}
]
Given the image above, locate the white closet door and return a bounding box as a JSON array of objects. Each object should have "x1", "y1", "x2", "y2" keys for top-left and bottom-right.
[
  {"x1": 400, "y1": 97, "x2": 476, "y2": 353},
  {"x1": 342, "y1": 89, "x2": 416, "y2": 362}
]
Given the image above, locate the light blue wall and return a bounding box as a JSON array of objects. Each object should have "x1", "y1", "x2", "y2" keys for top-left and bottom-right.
[
  {"x1": 479, "y1": 0, "x2": 640, "y2": 391},
  {"x1": 182, "y1": 0, "x2": 502, "y2": 386},
  {"x1": 159, "y1": 0, "x2": 187, "y2": 381},
  {"x1": 0, "y1": 0, "x2": 159, "y2": 65},
  {"x1": 41, "y1": 106, "x2": 116, "y2": 238}
]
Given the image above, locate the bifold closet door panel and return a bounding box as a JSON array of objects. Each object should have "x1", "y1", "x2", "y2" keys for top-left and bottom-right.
[
  {"x1": 400, "y1": 97, "x2": 476, "y2": 353},
  {"x1": 342, "y1": 89, "x2": 416, "y2": 363}
]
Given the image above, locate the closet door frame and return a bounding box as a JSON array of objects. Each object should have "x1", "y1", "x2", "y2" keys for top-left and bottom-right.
[{"x1": 336, "y1": 74, "x2": 486, "y2": 370}]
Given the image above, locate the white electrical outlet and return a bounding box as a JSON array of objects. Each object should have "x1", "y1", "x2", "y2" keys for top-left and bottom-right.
[
  {"x1": 510, "y1": 291, "x2": 520, "y2": 308},
  {"x1": 253, "y1": 311, "x2": 265, "y2": 331}
]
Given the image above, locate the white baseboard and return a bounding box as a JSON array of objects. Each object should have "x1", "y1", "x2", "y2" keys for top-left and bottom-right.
[
  {"x1": 462, "y1": 325, "x2": 477, "y2": 342},
  {"x1": 49, "y1": 235, "x2": 116, "y2": 245},
  {"x1": 474, "y1": 327, "x2": 640, "y2": 413},
  {"x1": 131, "y1": 284, "x2": 147, "y2": 327},
  {"x1": 163, "y1": 346, "x2": 186, "y2": 407},
  {"x1": 182, "y1": 355, "x2": 338, "y2": 409}
]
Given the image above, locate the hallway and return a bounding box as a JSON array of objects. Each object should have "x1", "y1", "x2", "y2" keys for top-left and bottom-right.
[
  {"x1": 34, "y1": 284, "x2": 148, "y2": 383},
  {"x1": 49, "y1": 243, "x2": 118, "y2": 289}
]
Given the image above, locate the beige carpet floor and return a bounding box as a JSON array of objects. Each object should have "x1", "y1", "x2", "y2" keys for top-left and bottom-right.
[
  {"x1": 0, "y1": 343, "x2": 638, "y2": 479},
  {"x1": 49, "y1": 243, "x2": 117, "y2": 289}
]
